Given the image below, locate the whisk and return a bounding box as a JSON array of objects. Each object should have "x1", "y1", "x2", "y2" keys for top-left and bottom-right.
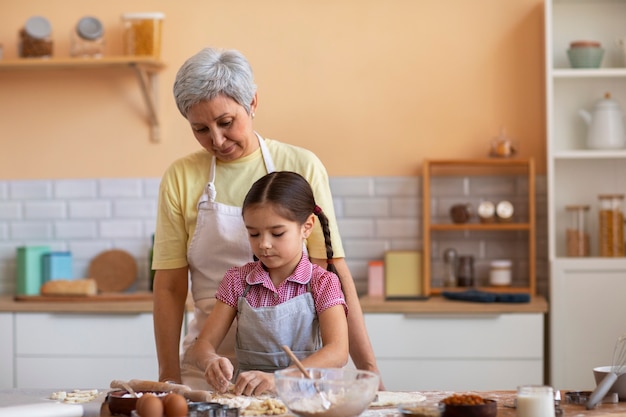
[{"x1": 586, "y1": 333, "x2": 626, "y2": 409}]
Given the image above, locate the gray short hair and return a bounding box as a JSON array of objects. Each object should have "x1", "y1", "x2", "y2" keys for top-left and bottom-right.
[{"x1": 173, "y1": 47, "x2": 257, "y2": 118}]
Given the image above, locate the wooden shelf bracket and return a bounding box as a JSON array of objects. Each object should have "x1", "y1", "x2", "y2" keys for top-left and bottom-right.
[{"x1": 131, "y1": 63, "x2": 160, "y2": 143}]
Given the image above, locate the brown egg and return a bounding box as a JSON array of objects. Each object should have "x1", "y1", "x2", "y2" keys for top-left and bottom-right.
[
  {"x1": 138, "y1": 394, "x2": 164, "y2": 417},
  {"x1": 135, "y1": 392, "x2": 156, "y2": 415},
  {"x1": 163, "y1": 392, "x2": 188, "y2": 417}
]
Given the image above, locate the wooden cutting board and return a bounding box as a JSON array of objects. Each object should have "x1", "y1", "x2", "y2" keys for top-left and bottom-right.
[{"x1": 88, "y1": 249, "x2": 137, "y2": 292}]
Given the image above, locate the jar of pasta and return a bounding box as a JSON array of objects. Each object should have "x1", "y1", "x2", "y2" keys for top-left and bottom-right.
[
  {"x1": 565, "y1": 205, "x2": 590, "y2": 257},
  {"x1": 121, "y1": 12, "x2": 164, "y2": 58},
  {"x1": 598, "y1": 194, "x2": 625, "y2": 257}
]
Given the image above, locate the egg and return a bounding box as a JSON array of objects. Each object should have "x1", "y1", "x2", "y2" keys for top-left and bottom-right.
[
  {"x1": 138, "y1": 394, "x2": 164, "y2": 417},
  {"x1": 163, "y1": 392, "x2": 188, "y2": 417}
]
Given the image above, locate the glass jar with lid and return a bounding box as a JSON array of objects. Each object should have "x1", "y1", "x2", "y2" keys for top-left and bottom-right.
[
  {"x1": 598, "y1": 194, "x2": 625, "y2": 257},
  {"x1": 70, "y1": 16, "x2": 105, "y2": 58},
  {"x1": 565, "y1": 205, "x2": 590, "y2": 257},
  {"x1": 19, "y1": 16, "x2": 53, "y2": 58}
]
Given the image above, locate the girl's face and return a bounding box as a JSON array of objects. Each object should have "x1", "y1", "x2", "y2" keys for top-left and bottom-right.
[
  {"x1": 244, "y1": 204, "x2": 314, "y2": 283},
  {"x1": 186, "y1": 94, "x2": 258, "y2": 162}
]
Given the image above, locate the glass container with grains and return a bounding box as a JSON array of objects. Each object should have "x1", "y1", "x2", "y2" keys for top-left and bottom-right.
[{"x1": 598, "y1": 194, "x2": 624, "y2": 257}]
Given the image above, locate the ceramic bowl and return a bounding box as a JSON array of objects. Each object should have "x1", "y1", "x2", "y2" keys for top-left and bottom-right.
[
  {"x1": 567, "y1": 47, "x2": 604, "y2": 68},
  {"x1": 440, "y1": 399, "x2": 497, "y2": 417},
  {"x1": 593, "y1": 366, "x2": 626, "y2": 400},
  {"x1": 274, "y1": 367, "x2": 379, "y2": 417},
  {"x1": 106, "y1": 390, "x2": 168, "y2": 416},
  {"x1": 398, "y1": 402, "x2": 444, "y2": 416}
]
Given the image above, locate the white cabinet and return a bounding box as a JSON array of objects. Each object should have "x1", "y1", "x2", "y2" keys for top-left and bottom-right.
[
  {"x1": 365, "y1": 313, "x2": 544, "y2": 391},
  {"x1": 14, "y1": 313, "x2": 158, "y2": 388},
  {"x1": 545, "y1": 0, "x2": 626, "y2": 389},
  {"x1": 0, "y1": 313, "x2": 13, "y2": 389}
]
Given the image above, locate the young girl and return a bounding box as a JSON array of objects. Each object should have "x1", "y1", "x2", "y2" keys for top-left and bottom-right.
[{"x1": 185, "y1": 171, "x2": 349, "y2": 395}]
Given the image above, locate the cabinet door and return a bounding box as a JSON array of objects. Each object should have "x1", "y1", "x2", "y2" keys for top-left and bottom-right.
[
  {"x1": 550, "y1": 259, "x2": 626, "y2": 390},
  {"x1": 365, "y1": 313, "x2": 544, "y2": 391},
  {"x1": 0, "y1": 313, "x2": 13, "y2": 389},
  {"x1": 15, "y1": 313, "x2": 157, "y2": 388}
]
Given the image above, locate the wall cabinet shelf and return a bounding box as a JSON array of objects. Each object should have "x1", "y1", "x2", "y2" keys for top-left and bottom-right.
[
  {"x1": 546, "y1": 0, "x2": 626, "y2": 389},
  {"x1": 0, "y1": 56, "x2": 165, "y2": 142},
  {"x1": 422, "y1": 158, "x2": 536, "y2": 296}
]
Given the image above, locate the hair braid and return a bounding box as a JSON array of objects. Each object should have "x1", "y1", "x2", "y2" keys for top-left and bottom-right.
[{"x1": 314, "y1": 209, "x2": 338, "y2": 276}]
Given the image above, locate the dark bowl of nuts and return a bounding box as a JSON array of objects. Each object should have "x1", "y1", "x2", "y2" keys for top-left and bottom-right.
[{"x1": 439, "y1": 394, "x2": 497, "y2": 417}]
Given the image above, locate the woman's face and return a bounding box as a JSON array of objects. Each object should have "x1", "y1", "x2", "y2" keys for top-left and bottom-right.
[{"x1": 186, "y1": 94, "x2": 258, "y2": 162}]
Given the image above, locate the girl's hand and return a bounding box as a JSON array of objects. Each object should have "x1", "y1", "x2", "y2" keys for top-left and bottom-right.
[
  {"x1": 233, "y1": 371, "x2": 275, "y2": 396},
  {"x1": 204, "y1": 356, "x2": 234, "y2": 393}
]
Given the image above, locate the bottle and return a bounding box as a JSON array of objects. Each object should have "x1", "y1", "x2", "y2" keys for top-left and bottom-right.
[
  {"x1": 456, "y1": 255, "x2": 474, "y2": 287},
  {"x1": 149, "y1": 234, "x2": 156, "y2": 291},
  {"x1": 598, "y1": 194, "x2": 625, "y2": 257},
  {"x1": 565, "y1": 205, "x2": 590, "y2": 256},
  {"x1": 442, "y1": 248, "x2": 458, "y2": 287}
]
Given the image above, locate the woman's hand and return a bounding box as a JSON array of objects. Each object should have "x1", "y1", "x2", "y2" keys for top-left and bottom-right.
[
  {"x1": 233, "y1": 371, "x2": 275, "y2": 396},
  {"x1": 204, "y1": 356, "x2": 234, "y2": 393}
]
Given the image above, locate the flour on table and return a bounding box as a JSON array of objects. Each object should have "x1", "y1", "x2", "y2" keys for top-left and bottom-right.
[{"x1": 370, "y1": 391, "x2": 426, "y2": 407}]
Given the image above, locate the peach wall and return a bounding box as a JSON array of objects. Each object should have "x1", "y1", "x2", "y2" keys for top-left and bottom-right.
[{"x1": 0, "y1": 0, "x2": 545, "y2": 179}]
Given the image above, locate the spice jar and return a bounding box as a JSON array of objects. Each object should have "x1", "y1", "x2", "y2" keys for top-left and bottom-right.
[
  {"x1": 70, "y1": 16, "x2": 105, "y2": 58},
  {"x1": 19, "y1": 16, "x2": 53, "y2": 58},
  {"x1": 565, "y1": 205, "x2": 590, "y2": 257},
  {"x1": 442, "y1": 248, "x2": 458, "y2": 288},
  {"x1": 121, "y1": 12, "x2": 164, "y2": 58},
  {"x1": 489, "y1": 260, "x2": 512, "y2": 286},
  {"x1": 598, "y1": 194, "x2": 625, "y2": 257},
  {"x1": 456, "y1": 255, "x2": 474, "y2": 287}
]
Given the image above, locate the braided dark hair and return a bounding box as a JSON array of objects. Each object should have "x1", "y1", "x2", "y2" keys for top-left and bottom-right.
[{"x1": 242, "y1": 171, "x2": 338, "y2": 275}]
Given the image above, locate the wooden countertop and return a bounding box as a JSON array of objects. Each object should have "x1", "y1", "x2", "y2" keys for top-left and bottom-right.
[
  {"x1": 0, "y1": 293, "x2": 195, "y2": 314},
  {"x1": 0, "y1": 293, "x2": 547, "y2": 314},
  {"x1": 359, "y1": 294, "x2": 548, "y2": 314}
]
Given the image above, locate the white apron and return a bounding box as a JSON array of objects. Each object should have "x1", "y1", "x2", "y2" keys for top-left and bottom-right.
[
  {"x1": 236, "y1": 265, "x2": 321, "y2": 373},
  {"x1": 181, "y1": 133, "x2": 275, "y2": 389}
]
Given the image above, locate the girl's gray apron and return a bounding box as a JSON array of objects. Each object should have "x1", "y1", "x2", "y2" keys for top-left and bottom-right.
[
  {"x1": 181, "y1": 133, "x2": 274, "y2": 389},
  {"x1": 236, "y1": 264, "x2": 321, "y2": 373}
]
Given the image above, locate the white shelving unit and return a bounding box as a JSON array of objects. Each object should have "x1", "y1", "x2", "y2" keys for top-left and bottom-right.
[{"x1": 546, "y1": 0, "x2": 626, "y2": 390}]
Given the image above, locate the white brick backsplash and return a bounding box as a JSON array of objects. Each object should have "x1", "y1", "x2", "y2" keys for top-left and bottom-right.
[
  {"x1": 10, "y1": 222, "x2": 53, "y2": 240},
  {"x1": 343, "y1": 198, "x2": 389, "y2": 217},
  {"x1": 99, "y1": 179, "x2": 143, "y2": 198},
  {"x1": 375, "y1": 218, "x2": 420, "y2": 238},
  {"x1": 99, "y1": 220, "x2": 144, "y2": 238},
  {"x1": 0, "y1": 175, "x2": 549, "y2": 299},
  {"x1": 336, "y1": 219, "x2": 375, "y2": 238},
  {"x1": 0, "y1": 202, "x2": 21, "y2": 220},
  {"x1": 374, "y1": 177, "x2": 419, "y2": 197},
  {"x1": 329, "y1": 177, "x2": 373, "y2": 197},
  {"x1": 55, "y1": 221, "x2": 98, "y2": 239},
  {"x1": 10, "y1": 180, "x2": 52, "y2": 200},
  {"x1": 390, "y1": 197, "x2": 420, "y2": 217},
  {"x1": 54, "y1": 179, "x2": 98, "y2": 199},
  {"x1": 69, "y1": 200, "x2": 112, "y2": 219},
  {"x1": 24, "y1": 201, "x2": 67, "y2": 219}
]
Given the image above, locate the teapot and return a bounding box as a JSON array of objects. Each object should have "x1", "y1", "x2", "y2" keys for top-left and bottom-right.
[{"x1": 579, "y1": 92, "x2": 626, "y2": 149}]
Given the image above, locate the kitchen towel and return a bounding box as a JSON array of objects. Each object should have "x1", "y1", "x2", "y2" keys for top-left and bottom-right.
[{"x1": 442, "y1": 289, "x2": 531, "y2": 303}]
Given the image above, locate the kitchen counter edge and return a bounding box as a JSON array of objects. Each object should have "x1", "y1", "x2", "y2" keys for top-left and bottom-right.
[{"x1": 359, "y1": 294, "x2": 548, "y2": 314}]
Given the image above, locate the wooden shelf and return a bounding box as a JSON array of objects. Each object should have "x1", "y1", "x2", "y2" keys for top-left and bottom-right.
[
  {"x1": 0, "y1": 56, "x2": 165, "y2": 142},
  {"x1": 422, "y1": 158, "x2": 536, "y2": 296}
]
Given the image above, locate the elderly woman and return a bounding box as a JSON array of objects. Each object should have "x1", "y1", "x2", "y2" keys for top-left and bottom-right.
[{"x1": 152, "y1": 47, "x2": 382, "y2": 390}]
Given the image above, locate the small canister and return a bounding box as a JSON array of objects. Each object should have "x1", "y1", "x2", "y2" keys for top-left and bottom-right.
[
  {"x1": 19, "y1": 16, "x2": 53, "y2": 58},
  {"x1": 121, "y1": 12, "x2": 164, "y2": 58},
  {"x1": 489, "y1": 259, "x2": 512, "y2": 286},
  {"x1": 598, "y1": 194, "x2": 625, "y2": 257},
  {"x1": 565, "y1": 205, "x2": 590, "y2": 257},
  {"x1": 70, "y1": 16, "x2": 105, "y2": 58}
]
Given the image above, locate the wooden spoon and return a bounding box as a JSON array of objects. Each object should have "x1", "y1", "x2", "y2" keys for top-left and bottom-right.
[
  {"x1": 281, "y1": 345, "x2": 331, "y2": 409},
  {"x1": 120, "y1": 381, "x2": 137, "y2": 398}
]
